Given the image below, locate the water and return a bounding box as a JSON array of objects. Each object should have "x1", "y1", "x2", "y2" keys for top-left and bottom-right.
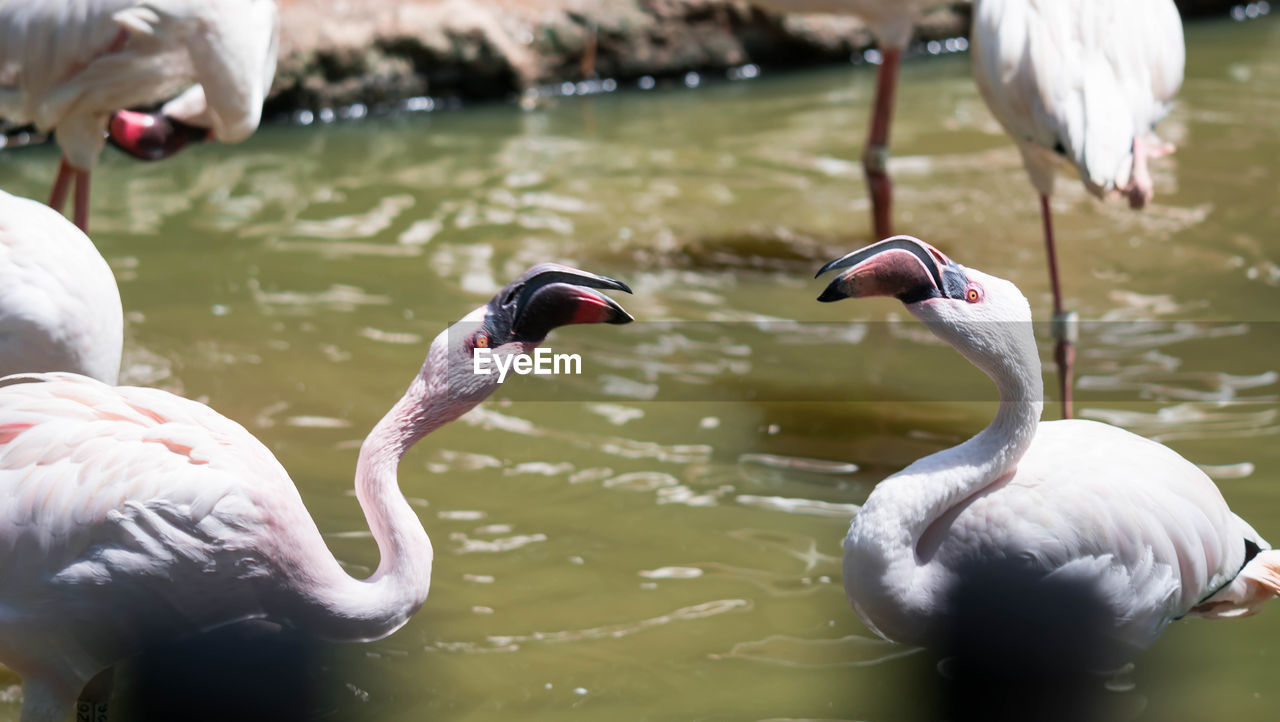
[{"x1": 1, "y1": 13, "x2": 1279, "y2": 722}]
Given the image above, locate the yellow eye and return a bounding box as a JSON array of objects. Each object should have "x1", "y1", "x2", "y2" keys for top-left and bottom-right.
[
  {"x1": 965, "y1": 287, "x2": 982, "y2": 303},
  {"x1": 475, "y1": 334, "x2": 489, "y2": 349}
]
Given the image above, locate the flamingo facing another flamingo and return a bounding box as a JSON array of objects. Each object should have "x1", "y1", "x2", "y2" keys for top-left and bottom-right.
[
  {"x1": 0, "y1": 0, "x2": 279, "y2": 231},
  {"x1": 970, "y1": 0, "x2": 1185, "y2": 418},
  {"x1": 750, "y1": 0, "x2": 944, "y2": 238},
  {"x1": 0, "y1": 264, "x2": 632, "y2": 722},
  {"x1": 0, "y1": 189, "x2": 122, "y2": 383},
  {"x1": 816, "y1": 236, "x2": 1280, "y2": 657}
]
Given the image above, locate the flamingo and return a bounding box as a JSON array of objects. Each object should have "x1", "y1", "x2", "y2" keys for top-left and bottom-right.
[
  {"x1": 816, "y1": 236, "x2": 1280, "y2": 658},
  {"x1": 749, "y1": 0, "x2": 944, "y2": 238},
  {"x1": 970, "y1": 0, "x2": 1185, "y2": 418},
  {"x1": 0, "y1": 264, "x2": 632, "y2": 722},
  {"x1": 0, "y1": 0, "x2": 279, "y2": 231},
  {"x1": 0, "y1": 189, "x2": 122, "y2": 383}
]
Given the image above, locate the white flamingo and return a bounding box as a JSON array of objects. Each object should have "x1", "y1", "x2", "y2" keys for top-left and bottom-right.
[
  {"x1": 0, "y1": 189, "x2": 122, "y2": 383},
  {"x1": 0, "y1": 264, "x2": 632, "y2": 722},
  {"x1": 0, "y1": 0, "x2": 279, "y2": 231},
  {"x1": 970, "y1": 0, "x2": 1185, "y2": 418},
  {"x1": 816, "y1": 236, "x2": 1280, "y2": 655},
  {"x1": 749, "y1": 0, "x2": 944, "y2": 238}
]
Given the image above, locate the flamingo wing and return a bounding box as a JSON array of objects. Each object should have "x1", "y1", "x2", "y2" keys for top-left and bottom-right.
[
  {"x1": 0, "y1": 373, "x2": 317, "y2": 675},
  {"x1": 971, "y1": 0, "x2": 1184, "y2": 197},
  {"x1": 925, "y1": 419, "x2": 1258, "y2": 647}
]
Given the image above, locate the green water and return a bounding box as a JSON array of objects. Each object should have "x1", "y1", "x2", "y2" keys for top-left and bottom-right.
[{"x1": 2, "y1": 13, "x2": 1279, "y2": 722}]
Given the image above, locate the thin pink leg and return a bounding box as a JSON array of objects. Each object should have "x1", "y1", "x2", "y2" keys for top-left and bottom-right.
[
  {"x1": 864, "y1": 47, "x2": 901, "y2": 239},
  {"x1": 49, "y1": 157, "x2": 74, "y2": 213},
  {"x1": 1041, "y1": 194, "x2": 1075, "y2": 420},
  {"x1": 73, "y1": 168, "x2": 91, "y2": 233},
  {"x1": 1126, "y1": 137, "x2": 1153, "y2": 210}
]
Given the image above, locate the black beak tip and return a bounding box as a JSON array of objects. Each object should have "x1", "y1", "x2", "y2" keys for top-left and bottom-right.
[
  {"x1": 817, "y1": 285, "x2": 849, "y2": 303},
  {"x1": 610, "y1": 308, "x2": 636, "y2": 325},
  {"x1": 606, "y1": 277, "x2": 634, "y2": 295}
]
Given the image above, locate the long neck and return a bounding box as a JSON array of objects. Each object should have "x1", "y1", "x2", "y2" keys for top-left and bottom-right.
[
  {"x1": 289, "y1": 350, "x2": 466, "y2": 642},
  {"x1": 861, "y1": 323, "x2": 1044, "y2": 546}
]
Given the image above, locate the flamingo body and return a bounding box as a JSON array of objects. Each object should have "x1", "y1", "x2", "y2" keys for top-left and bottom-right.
[
  {"x1": 849, "y1": 416, "x2": 1263, "y2": 650},
  {"x1": 0, "y1": 374, "x2": 313, "y2": 694},
  {"x1": 968, "y1": 0, "x2": 1185, "y2": 417},
  {"x1": 818, "y1": 237, "x2": 1280, "y2": 656},
  {"x1": 0, "y1": 190, "x2": 122, "y2": 383}
]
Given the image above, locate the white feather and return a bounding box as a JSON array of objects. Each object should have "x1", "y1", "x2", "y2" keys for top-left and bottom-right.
[{"x1": 0, "y1": 191, "x2": 122, "y2": 383}]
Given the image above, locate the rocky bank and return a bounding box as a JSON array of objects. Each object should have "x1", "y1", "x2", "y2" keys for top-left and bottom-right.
[{"x1": 269, "y1": 0, "x2": 1258, "y2": 116}]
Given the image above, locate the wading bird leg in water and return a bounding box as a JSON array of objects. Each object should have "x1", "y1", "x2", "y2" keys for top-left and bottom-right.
[
  {"x1": 1125, "y1": 135, "x2": 1175, "y2": 210},
  {"x1": 863, "y1": 47, "x2": 901, "y2": 239},
  {"x1": 46, "y1": 159, "x2": 91, "y2": 232},
  {"x1": 48, "y1": 158, "x2": 74, "y2": 215},
  {"x1": 73, "y1": 166, "x2": 90, "y2": 232},
  {"x1": 1040, "y1": 194, "x2": 1076, "y2": 419}
]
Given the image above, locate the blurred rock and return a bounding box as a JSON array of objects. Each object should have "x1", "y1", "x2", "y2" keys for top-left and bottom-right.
[
  {"x1": 266, "y1": 0, "x2": 1257, "y2": 114},
  {"x1": 268, "y1": 0, "x2": 973, "y2": 113}
]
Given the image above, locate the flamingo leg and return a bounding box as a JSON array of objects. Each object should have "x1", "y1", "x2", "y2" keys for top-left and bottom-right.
[
  {"x1": 49, "y1": 157, "x2": 74, "y2": 213},
  {"x1": 580, "y1": 20, "x2": 598, "y2": 78},
  {"x1": 1041, "y1": 194, "x2": 1076, "y2": 420},
  {"x1": 73, "y1": 168, "x2": 91, "y2": 233},
  {"x1": 863, "y1": 47, "x2": 901, "y2": 240},
  {"x1": 1126, "y1": 136, "x2": 1155, "y2": 210}
]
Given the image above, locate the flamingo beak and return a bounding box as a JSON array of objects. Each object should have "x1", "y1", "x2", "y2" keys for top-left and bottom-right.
[
  {"x1": 492, "y1": 264, "x2": 634, "y2": 344},
  {"x1": 816, "y1": 235, "x2": 964, "y2": 304},
  {"x1": 107, "y1": 110, "x2": 211, "y2": 162}
]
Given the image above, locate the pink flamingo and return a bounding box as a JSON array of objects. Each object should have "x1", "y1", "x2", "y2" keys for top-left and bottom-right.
[
  {"x1": 0, "y1": 264, "x2": 632, "y2": 722},
  {"x1": 817, "y1": 236, "x2": 1280, "y2": 657}
]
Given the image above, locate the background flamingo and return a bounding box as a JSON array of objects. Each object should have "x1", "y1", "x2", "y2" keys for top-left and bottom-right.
[
  {"x1": 816, "y1": 236, "x2": 1280, "y2": 659},
  {"x1": 0, "y1": 0, "x2": 279, "y2": 231},
  {"x1": 750, "y1": 0, "x2": 944, "y2": 238},
  {"x1": 970, "y1": 0, "x2": 1185, "y2": 418},
  {"x1": 0, "y1": 264, "x2": 632, "y2": 722},
  {"x1": 0, "y1": 189, "x2": 122, "y2": 383}
]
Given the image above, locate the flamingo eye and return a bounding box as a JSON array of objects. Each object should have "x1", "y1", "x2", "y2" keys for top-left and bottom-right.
[
  {"x1": 965, "y1": 285, "x2": 983, "y2": 304},
  {"x1": 474, "y1": 334, "x2": 489, "y2": 349}
]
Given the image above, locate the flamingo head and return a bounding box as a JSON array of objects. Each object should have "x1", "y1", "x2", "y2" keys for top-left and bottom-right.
[
  {"x1": 816, "y1": 236, "x2": 1039, "y2": 387},
  {"x1": 431, "y1": 264, "x2": 633, "y2": 407},
  {"x1": 107, "y1": 110, "x2": 211, "y2": 162}
]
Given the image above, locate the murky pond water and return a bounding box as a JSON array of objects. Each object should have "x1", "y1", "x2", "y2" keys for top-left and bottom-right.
[{"x1": 2, "y1": 13, "x2": 1279, "y2": 722}]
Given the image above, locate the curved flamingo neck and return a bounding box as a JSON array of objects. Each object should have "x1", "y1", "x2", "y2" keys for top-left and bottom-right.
[
  {"x1": 882, "y1": 318, "x2": 1043, "y2": 536},
  {"x1": 848, "y1": 314, "x2": 1044, "y2": 631},
  {"x1": 295, "y1": 344, "x2": 471, "y2": 642}
]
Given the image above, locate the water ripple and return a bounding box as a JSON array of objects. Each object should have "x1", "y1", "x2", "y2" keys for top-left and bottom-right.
[
  {"x1": 712, "y1": 634, "x2": 919, "y2": 669},
  {"x1": 430, "y1": 599, "x2": 752, "y2": 654}
]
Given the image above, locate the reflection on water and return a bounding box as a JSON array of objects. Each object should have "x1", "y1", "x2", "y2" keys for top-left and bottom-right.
[{"x1": 1, "y1": 14, "x2": 1279, "y2": 722}]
